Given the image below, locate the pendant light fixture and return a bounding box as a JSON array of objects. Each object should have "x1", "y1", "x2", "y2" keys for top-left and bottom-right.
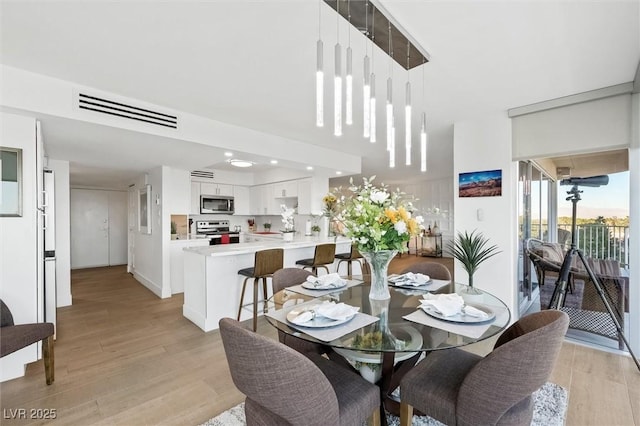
[
  {"x1": 369, "y1": 7, "x2": 377, "y2": 143},
  {"x1": 420, "y1": 59, "x2": 428, "y2": 172},
  {"x1": 334, "y1": 0, "x2": 342, "y2": 136},
  {"x1": 386, "y1": 21, "x2": 394, "y2": 154},
  {"x1": 362, "y1": 0, "x2": 370, "y2": 139},
  {"x1": 316, "y1": 0, "x2": 323, "y2": 127},
  {"x1": 345, "y1": 0, "x2": 353, "y2": 126},
  {"x1": 405, "y1": 42, "x2": 412, "y2": 166},
  {"x1": 390, "y1": 116, "x2": 396, "y2": 167}
]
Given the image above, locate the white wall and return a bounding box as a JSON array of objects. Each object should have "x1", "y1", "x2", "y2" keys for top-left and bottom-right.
[
  {"x1": 47, "y1": 159, "x2": 72, "y2": 307},
  {"x1": 453, "y1": 113, "x2": 519, "y2": 317},
  {"x1": 132, "y1": 167, "x2": 167, "y2": 297},
  {"x1": 162, "y1": 166, "x2": 190, "y2": 294},
  {"x1": 0, "y1": 112, "x2": 39, "y2": 381}
]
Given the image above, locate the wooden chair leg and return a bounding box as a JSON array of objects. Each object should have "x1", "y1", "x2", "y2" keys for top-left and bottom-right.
[
  {"x1": 43, "y1": 335, "x2": 54, "y2": 385},
  {"x1": 237, "y1": 277, "x2": 249, "y2": 321},
  {"x1": 347, "y1": 260, "x2": 352, "y2": 276},
  {"x1": 368, "y1": 407, "x2": 381, "y2": 426},
  {"x1": 252, "y1": 278, "x2": 259, "y2": 332},
  {"x1": 262, "y1": 277, "x2": 269, "y2": 314},
  {"x1": 399, "y1": 402, "x2": 413, "y2": 426}
]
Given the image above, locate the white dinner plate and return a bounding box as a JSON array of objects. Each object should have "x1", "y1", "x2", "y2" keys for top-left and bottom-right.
[
  {"x1": 421, "y1": 303, "x2": 496, "y2": 324},
  {"x1": 388, "y1": 274, "x2": 432, "y2": 288},
  {"x1": 286, "y1": 307, "x2": 356, "y2": 328},
  {"x1": 301, "y1": 280, "x2": 347, "y2": 290}
]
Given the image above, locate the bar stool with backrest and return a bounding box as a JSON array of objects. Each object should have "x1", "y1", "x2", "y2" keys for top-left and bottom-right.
[
  {"x1": 335, "y1": 244, "x2": 366, "y2": 277},
  {"x1": 295, "y1": 243, "x2": 336, "y2": 275},
  {"x1": 237, "y1": 248, "x2": 284, "y2": 331}
]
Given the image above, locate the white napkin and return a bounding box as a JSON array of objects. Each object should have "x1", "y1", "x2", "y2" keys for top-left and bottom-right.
[
  {"x1": 460, "y1": 304, "x2": 489, "y2": 319},
  {"x1": 391, "y1": 272, "x2": 430, "y2": 286},
  {"x1": 305, "y1": 273, "x2": 347, "y2": 289},
  {"x1": 420, "y1": 293, "x2": 465, "y2": 317},
  {"x1": 316, "y1": 301, "x2": 359, "y2": 320},
  {"x1": 290, "y1": 310, "x2": 314, "y2": 324}
]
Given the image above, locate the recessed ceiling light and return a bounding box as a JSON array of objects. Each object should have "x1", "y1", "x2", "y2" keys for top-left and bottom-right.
[
  {"x1": 336, "y1": 171, "x2": 342, "y2": 175},
  {"x1": 270, "y1": 160, "x2": 278, "y2": 165},
  {"x1": 306, "y1": 166, "x2": 313, "y2": 170},
  {"x1": 224, "y1": 152, "x2": 233, "y2": 157},
  {"x1": 228, "y1": 159, "x2": 254, "y2": 168}
]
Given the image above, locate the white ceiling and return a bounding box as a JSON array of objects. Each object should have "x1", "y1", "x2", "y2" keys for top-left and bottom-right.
[{"x1": 1, "y1": 0, "x2": 638, "y2": 188}]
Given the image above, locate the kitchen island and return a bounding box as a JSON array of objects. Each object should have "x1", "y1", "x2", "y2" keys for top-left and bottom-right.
[{"x1": 182, "y1": 235, "x2": 354, "y2": 332}]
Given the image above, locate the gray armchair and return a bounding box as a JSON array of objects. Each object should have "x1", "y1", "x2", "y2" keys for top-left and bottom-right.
[
  {"x1": 0, "y1": 299, "x2": 55, "y2": 385},
  {"x1": 399, "y1": 310, "x2": 569, "y2": 426},
  {"x1": 218, "y1": 318, "x2": 381, "y2": 426}
]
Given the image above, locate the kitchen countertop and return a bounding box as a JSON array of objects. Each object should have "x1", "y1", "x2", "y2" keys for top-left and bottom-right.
[{"x1": 184, "y1": 235, "x2": 352, "y2": 257}]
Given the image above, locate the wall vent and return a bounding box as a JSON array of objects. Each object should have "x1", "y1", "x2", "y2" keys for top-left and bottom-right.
[
  {"x1": 191, "y1": 170, "x2": 215, "y2": 180},
  {"x1": 77, "y1": 93, "x2": 178, "y2": 129}
]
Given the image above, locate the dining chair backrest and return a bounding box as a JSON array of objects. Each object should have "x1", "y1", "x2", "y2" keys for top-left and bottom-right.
[
  {"x1": 456, "y1": 310, "x2": 569, "y2": 425},
  {"x1": 400, "y1": 262, "x2": 452, "y2": 281},
  {"x1": 313, "y1": 243, "x2": 337, "y2": 266},
  {"x1": 218, "y1": 318, "x2": 340, "y2": 425},
  {"x1": 272, "y1": 268, "x2": 315, "y2": 293},
  {"x1": 253, "y1": 248, "x2": 284, "y2": 277}
]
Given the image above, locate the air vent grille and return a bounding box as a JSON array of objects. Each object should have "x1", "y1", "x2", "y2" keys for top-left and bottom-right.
[
  {"x1": 191, "y1": 170, "x2": 215, "y2": 180},
  {"x1": 77, "y1": 93, "x2": 178, "y2": 129}
]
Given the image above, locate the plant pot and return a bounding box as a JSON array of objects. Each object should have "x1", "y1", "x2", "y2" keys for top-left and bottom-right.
[
  {"x1": 358, "y1": 364, "x2": 381, "y2": 383},
  {"x1": 282, "y1": 231, "x2": 294, "y2": 242}
]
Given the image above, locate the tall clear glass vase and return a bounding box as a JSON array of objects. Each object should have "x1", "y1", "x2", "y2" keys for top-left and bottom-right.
[{"x1": 360, "y1": 250, "x2": 397, "y2": 300}]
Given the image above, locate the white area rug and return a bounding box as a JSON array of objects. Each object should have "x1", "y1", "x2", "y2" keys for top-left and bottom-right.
[{"x1": 201, "y1": 382, "x2": 567, "y2": 426}]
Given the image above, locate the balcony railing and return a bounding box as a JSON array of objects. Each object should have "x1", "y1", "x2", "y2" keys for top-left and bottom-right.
[{"x1": 530, "y1": 224, "x2": 630, "y2": 267}]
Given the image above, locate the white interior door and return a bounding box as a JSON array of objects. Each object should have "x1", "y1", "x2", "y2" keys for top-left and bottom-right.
[
  {"x1": 71, "y1": 189, "x2": 109, "y2": 268},
  {"x1": 108, "y1": 191, "x2": 128, "y2": 265}
]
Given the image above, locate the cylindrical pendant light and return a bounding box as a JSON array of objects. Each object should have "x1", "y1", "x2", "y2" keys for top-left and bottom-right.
[
  {"x1": 405, "y1": 80, "x2": 411, "y2": 165},
  {"x1": 386, "y1": 77, "x2": 393, "y2": 152},
  {"x1": 346, "y1": 46, "x2": 353, "y2": 126},
  {"x1": 370, "y1": 72, "x2": 376, "y2": 143},
  {"x1": 363, "y1": 55, "x2": 371, "y2": 138},
  {"x1": 334, "y1": 42, "x2": 342, "y2": 136},
  {"x1": 389, "y1": 116, "x2": 396, "y2": 168},
  {"x1": 316, "y1": 0, "x2": 323, "y2": 127},
  {"x1": 420, "y1": 112, "x2": 427, "y2": 172}
]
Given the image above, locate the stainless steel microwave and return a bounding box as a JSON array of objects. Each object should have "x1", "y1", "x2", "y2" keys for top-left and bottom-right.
[{"x1": 200, "y1": 195, "x2": 234, "y2": 214}]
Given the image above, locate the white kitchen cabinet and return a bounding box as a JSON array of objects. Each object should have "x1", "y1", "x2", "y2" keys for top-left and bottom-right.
[
  {"x1": 249, "y1": 183, "x2": 278, "y2": 215},
  {"x1": 233, "y1": 185, "x2": 250, "y2": 215},
  {"x1": 273, "y1": 181, "x2": 298, "y2": 198},
  {"x1": 297, "y1": 178, "x2": 312, "y2": 214},
  {"x1": 200, "y1": 182, "x2": 233, "y2": 196},
  {"x1": 190, "y1": 182, "x2": 201, "y2": 214},
  {"x1": 297, "y1": 177, "x2": 327, "y2": 215}
]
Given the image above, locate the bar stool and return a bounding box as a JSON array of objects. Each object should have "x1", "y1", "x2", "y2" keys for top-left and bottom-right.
[
  {"x1": 237, "y1": 248, "x2": 284, "y2": 331},
  {"x1": 335, "y1": 244, "x2": 366, "y2": 277},
  {"x1": 295, "y1": 243, "x2": 336, "y2": 275}
]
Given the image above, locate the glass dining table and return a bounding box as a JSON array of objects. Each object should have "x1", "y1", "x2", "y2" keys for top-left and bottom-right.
[{"x1": 265, "y1": 276, "x2": 511, "y2": 421}]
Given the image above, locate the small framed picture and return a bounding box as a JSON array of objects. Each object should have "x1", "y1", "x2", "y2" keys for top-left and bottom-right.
[
  {"x1": 459, "y1": 169, "x2": 502, "y2": 197},
  {"x1": 139, "y1": 184, "x2": 152, "y2": 234},
  {"x1": 0, "y1": 147, "x2": 23, "y2": 217}
]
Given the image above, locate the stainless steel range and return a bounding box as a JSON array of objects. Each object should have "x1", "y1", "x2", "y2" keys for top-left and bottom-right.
[{"x1": 195, "y1": 220, "x2": 240, "y2": 245}]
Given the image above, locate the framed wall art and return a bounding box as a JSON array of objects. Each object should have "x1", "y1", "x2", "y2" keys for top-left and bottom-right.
[
  {"x1": 459, "y1": 169, "x2": 502, "y2": 198},
  {"x1": 0, "y1": 147, "x2": 23, "y2": 217},
  {"x1": 139, "y1": 184, "x2": 152, "y2": 234}
]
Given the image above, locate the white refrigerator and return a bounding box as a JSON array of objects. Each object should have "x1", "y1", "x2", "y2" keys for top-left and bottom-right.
[{"x1": 43, "y1": 168, "x2": 56, "y2": 336}]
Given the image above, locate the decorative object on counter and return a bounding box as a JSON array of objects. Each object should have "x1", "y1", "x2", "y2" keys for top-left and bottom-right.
[
  {"x1": 170, "y1": 221, "x2": 178, "y2": 240},
  {"x1": 450, "y1": 229, "x2": 501, "y2": 294},
  {"x1": 263, "y1": 222, "x2": 271, "y2": 231},
  {"x1": 336, "y1": 176, "x2": 424, "y2": 299},
  {"x1": 323, "y1": 193, "x2": 338, "y2": 237},
  {"x1": 431, "y1": 221, "x2": 440, "y2": 236},
  {"x1": 280, "y1": 205, "x2": 296, "y2": 241},
  {"x1": 311, "y1": 224, "x2": 321, "y2": 237},
  {"x1": 247, "y1": 218, "x2": 255, "y2": 232},
  {"x1": 305, "y1": 219, "x2": 312, "y2": 236}
]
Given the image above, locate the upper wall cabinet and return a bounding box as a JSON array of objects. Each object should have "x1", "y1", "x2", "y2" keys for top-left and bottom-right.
[
  {"x1": 200, "y1": 182, "x2": 233, "y2": 197},
  {"x1": 273, "y1": 181, "x2": 298, "y2": 198},
  {"x1": 233, "y1": 186, "x2": 250, "y2": 215}
]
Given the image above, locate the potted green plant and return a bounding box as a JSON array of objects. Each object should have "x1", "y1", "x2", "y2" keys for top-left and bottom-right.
[
  {"x1": 450, "y1": 230, "x2": 500, "y2": 293},
  {"x1": 263, "y1": 222, "x2": 271, "y2": 231},
  {"x1": 311, "y1": 224, "x2": 321, "y2": 237},
  {"x1": 170, "y1": 221, "x2": 178, "y2": 240}
]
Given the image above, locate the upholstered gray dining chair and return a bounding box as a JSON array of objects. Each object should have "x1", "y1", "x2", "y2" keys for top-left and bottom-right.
[
  {"x1": 271, "y1": 268, "x2": 328, "y2": 356},
  {"x1": 400, "y1": 262, "x2": 452, "y2": 281},
  {"x1": 219, "y1": 318, "x2": 381, "y2": 426},
  {"x1": 0, "y1": 299, "x2": 55, "y2": 385},
  {"x1": 399, "y1": 310, "x2": 569, "y2": 426}
]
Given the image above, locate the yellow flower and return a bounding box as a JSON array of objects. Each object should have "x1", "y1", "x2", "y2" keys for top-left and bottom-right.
[
  {"x1": 384, "y1": 209, "x2": 398, "y2": 223},
  {"x1": 398, "y1": 206, "x2": 409, "y2": 221}
]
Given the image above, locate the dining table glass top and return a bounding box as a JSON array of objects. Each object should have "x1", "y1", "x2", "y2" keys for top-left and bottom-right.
[{"x1": 265, "y1": 276, "x2": 511, "y2": 354}]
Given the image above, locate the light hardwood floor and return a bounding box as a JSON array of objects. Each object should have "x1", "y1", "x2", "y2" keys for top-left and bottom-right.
[{"x1": 1, "y1": 264, "x2": 638, "y2": 425}]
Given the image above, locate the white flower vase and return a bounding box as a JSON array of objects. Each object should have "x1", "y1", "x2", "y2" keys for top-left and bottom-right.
[
  {"x1": 283, "y1": 231, "x2": 294, "y2": 242},
  {"x1": 360, "y1": 250, "x2": 397, "y2": 300}
]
